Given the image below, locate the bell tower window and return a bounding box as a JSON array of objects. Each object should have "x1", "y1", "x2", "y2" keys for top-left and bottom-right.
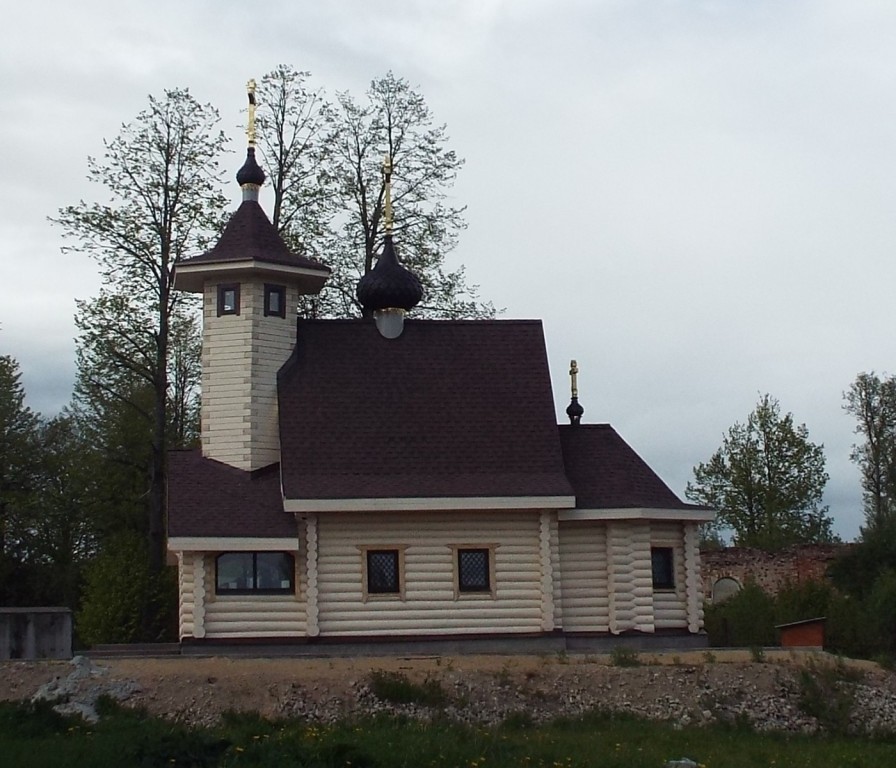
[
  {"x1": 217, "y1": 283, "x2": 240, "y2": 316},
  {"x1": 264, "y1": 284, "x2": 286, "y2": 318}
]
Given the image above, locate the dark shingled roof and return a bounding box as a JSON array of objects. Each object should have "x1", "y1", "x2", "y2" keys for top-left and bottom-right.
[
  {"x1": 559, "y1": 424, "x2": 698, "y2": 510},
  {"x1": 278, "y1": 319, "x2": 574, "y2": 500},
  {"x1": 180, "y1": 200, "x2": 329, "y2": 273},
  {"x1": 167, "y1": 451, "x2": 296, "y2": 538}
]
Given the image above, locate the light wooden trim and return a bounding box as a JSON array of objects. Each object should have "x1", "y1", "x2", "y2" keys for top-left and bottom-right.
[
  {"x1": 168, "y1": 537, "x2": 300, "y2": 552},
  {"x1": 558, "y1": 507, "x2": 715, "y2": 522},
  {"x1": 449, "y1": 544, "x2": 498, "y2": 600},
  {"x1": 284, "y1": 495, "x2": 576, "y2": 512},
  {"x1": 358, "y1": 545, "x2": 408, "y2": 602}
]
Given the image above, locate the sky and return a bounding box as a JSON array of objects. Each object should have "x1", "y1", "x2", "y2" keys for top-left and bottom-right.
[{"x1": 2, "y1": 0, "x2": 895, "y2": 541}]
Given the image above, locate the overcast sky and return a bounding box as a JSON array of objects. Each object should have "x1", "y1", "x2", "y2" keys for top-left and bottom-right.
[{"x1": 3, "y1": 1, "x2": 894, "y2": 540}]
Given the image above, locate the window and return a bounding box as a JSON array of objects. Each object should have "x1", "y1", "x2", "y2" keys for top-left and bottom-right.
[
  {"x1": 365, "y1": 549, "x2": 401, "y2": 595},
  {"x1": 264, "y1": 284, "x2": 286, "y2": 318},
  {"x1": 457, "y1": 548, "x2": 490, "y2": 592},
  {"x1": 217, "y1": 283, "x2": 240, "y2": 316},
  {"x1": 216, "y1": 552, "x2": 294, "y2": 594},
  {"x1": 651, "y1": 547, "x2": 675, "y2": 590}
]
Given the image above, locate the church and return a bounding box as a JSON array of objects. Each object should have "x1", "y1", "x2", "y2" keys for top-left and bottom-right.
[{"x1": 166, "y1": 86, "x2": 713, "y2": 649}]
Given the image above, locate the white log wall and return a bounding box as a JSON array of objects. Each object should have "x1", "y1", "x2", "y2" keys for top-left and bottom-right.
[
  {"x1": 177, "y1": 553, "x2": 195, "y2": 639},
  {"x1": 558, "y1": 521, "x2": 610, "y2": 632},
  {"x1": 607, "y1": 521, "x2": 654, "y2": 634},
  {"x1": 683, "y1": 522, "x2": 704, "y2": 633},
  {"x1": 559, "y1": 520, "x2": 699, "y2": 635},
  {"x1": 651, "y1": 521, "x2": 688, "y2": 629},
  {"x1": 201, "y1": 281, "x2": 299, "y2": 470},
  {"x1": 315, "y1": 511, "x2": 546, "y2": 636}
]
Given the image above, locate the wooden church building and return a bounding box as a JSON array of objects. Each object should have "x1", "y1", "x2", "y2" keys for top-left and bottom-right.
[{"x1": 167, "y1": 89, "x2": 714, "y2": 649}]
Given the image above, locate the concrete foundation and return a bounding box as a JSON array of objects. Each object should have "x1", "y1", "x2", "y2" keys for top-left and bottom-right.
[{"x1": 0, "y1": 607, "x2": 72, "y2": 660}]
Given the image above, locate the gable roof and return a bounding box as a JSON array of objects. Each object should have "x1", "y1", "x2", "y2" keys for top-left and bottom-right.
[
  {"x1": 277, "y1": 319, "x2": 574, "y2": 501},
  {"x1": 559, "y1": 424, "x2": 698, "y2": 510},
  {"x1": 179, "y1": 200, "x2": 329, "y2": 272},
  {"x1": 167, "y1": 451, "x2": 295, "y2": 538}
]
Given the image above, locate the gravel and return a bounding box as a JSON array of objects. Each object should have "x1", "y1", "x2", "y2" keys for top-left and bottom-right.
[{"x1": 4, "y1": 650, "x2": 896, "y2": 735}]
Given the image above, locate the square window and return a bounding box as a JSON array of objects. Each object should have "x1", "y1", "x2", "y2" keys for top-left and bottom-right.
[
  {"x1": 457, "y1": 548, "x2": 491, "y2": 593},
  {"x1": 217, "y1": 283, "x2": 240, "y2": 316},
  {"x1": 264, "y1": 284, "x2": 286, "y2": 318},
  {"x1": 366, "y1": 549, "x2": 400, "y2": 594},
  {"x1": 651, "y1": 547, "x2": 675, "y2": 590}
]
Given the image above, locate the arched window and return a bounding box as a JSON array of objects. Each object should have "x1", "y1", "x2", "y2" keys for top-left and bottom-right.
[{"x1": 712, "y1": 577, "x2": 741, "y2": 603}]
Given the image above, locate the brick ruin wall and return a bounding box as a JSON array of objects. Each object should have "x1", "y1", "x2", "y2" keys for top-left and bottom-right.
[{"x1": 700, "y1": 544, "x2": 848, "y2": 601}]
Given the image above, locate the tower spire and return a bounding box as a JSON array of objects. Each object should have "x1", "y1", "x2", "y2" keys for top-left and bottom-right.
[
  {"x1": 566, "y1": 359, "x2": 584, "y2": 425},
  {"x1": 383, "y1": 154, "x2": 393, "y2": 235},
  {"x1": 236, "y1": 78, "x2": 265, "y2": 200},
  {"x1": 356, "y1": 156, "x2": 423, "y2": 338}
]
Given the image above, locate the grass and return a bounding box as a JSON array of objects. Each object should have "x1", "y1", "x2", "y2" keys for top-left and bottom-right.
[
  {"x1": 368, "y1": 670, "x2": 449, "y2": 707},
  {"x1": 2, "y1": 699, "x2": 896, "y2": 768}
]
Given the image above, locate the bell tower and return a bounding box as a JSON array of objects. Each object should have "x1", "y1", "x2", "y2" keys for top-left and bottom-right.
[{"x1": 172, "y1": 80, "x2": 330, "y2": 470}]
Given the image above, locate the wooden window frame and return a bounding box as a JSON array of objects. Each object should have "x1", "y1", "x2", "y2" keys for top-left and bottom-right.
[
  {"x1": 215, "y1": 552, "x2": 295, "y2": 595},
  {"x1": 217, "y1": 283, "x2": 241, "y2": 316},
  {"x1": 451, "y1": 544, "x2": 497, "y2": 599},
  {"x1": 650, "y1": 546, "x2": 675, "y2": 591},
  {"x1": 264, "y1": 283, "x2": 286, "y2": 318},
  {"x1": 359, "y1": 546, "x2": 407, "y2": 601}
]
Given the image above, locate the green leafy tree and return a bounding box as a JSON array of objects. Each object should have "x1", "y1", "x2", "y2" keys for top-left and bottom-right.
[
  {"x1": 686, "y1": 394, "x2": 835, "y2": 549},
  {"x1": 256, "y1": 68, "x2": 495, "y2": 319},
  {"x1": 0, "y1": 355, "x2": 42, "y2": 603},
  {"x1": 53, "y1": 89, "x2": 228, "y2": 576},
  {"x1": 255, "y1": 65, "x2": 336, "y2": 256},
  {"x1": 843, "y1": 372, "x2": 896, "y2": 533}
]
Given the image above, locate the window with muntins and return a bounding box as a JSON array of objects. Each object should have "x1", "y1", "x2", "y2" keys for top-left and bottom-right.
[
  {"x1": 217, "y1": 283, "x2": 240, "y2": 316},
  {"x1": 457, "y1": 548, "x2": 491, "y2": 592},
  {"x1": 264, "y1": 284, "x2": 286, "y2": 317},
  {"x1": 651, "y1": 546, "x2": 675, "y2": 590},
  {"x1": 216, "y1": 552, "x2": 294, "y2": 594},
  {"x1": 366, "y1": 549, "x2": 400, "y2": 594}
]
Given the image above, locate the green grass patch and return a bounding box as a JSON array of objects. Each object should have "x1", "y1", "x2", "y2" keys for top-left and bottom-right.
[
  {"x1": 368, "y1": 670, "x2": 449, "y2": 707},
  {"x1": 1, "y1": 699, "x2": 896, "y2": 767}
]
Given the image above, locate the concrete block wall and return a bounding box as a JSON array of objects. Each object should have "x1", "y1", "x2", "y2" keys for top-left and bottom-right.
[{"x1": 0, "y1": 608, "x2": 72, "y2": 659}]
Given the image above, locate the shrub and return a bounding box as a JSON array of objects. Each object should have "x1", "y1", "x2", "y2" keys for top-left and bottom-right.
[
  {"x1": 704, "y1": 581, "x2": 775, "y2": 647},
  {"x1": 76, "y1": 532, "x2": 177, "y2": 645},
  {"x1": 796, "y1": 657, "x2": 862, "y2": 734},
  {"x1": 610, "y1": 646, "x2": 641, "y2": 667},
  {"x1": 368, "y1": 671, "x2": 448, "y2": 707}
]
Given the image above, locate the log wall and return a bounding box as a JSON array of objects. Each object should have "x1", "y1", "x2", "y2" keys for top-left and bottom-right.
[{"x1": 315, "y1": 511, "x2": 547, "y2": 636}]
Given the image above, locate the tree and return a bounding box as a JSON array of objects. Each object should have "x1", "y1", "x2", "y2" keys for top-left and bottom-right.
[
  {"x1": 843, "y1": 372, "x2": 896, "y2": 533},
  {"x1": 0, "y1": 355, "x2": 42, "y2": 602},
  {"x1": 255, "y1": 65, "x2": 336, "y2": 254},
  {"x1": 53, "y1": 89, "x2": 228, "y2": 575},
  {"x1": 256, "y1": 68, "x2": 495, "y2": 319},
  {"x1": 686, "y1": 394, "x2": 835, "y2": 549}
]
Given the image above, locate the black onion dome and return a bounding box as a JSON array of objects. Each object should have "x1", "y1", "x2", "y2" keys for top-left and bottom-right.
[
  {"x1": 236, "y1": 147, "x2": 265, "y2": 187},
  {"x1": 566, "y1": 397, "x2": 584, "y2": 425},
  {"x1": 356, "y1": 235, "x2": 423, "y2": 312}
]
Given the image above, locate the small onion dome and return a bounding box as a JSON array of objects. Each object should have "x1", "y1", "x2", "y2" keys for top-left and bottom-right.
[
  {"x1": 356, "y1": 235, "x2": 423, "y2": 314},
  {"x1": 566, "y1": 397, "x2": 584, "y2": 425},
  {"x1": 236, "y1": 147, "x2": 265, "y2": 187}
]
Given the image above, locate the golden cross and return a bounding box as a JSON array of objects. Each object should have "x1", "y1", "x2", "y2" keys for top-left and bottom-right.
[
  {"x1": 247, "y1": 79, "x2": 257, "y2": 147},
  {"x1": 569, "y1": 360, "x2": 579, "y2": 399}
]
